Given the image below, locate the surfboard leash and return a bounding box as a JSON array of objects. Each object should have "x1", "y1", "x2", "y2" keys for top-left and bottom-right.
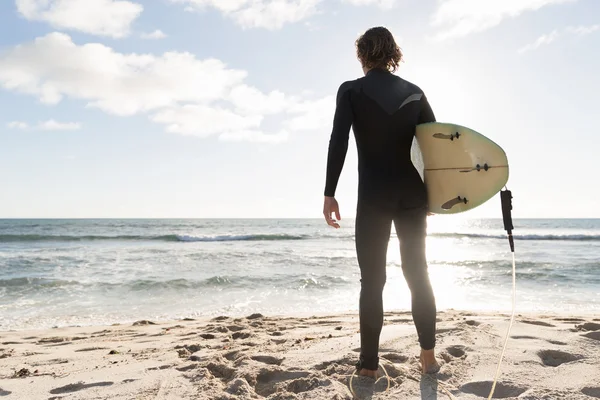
[{"x1": 487, "y1": 188, "x2": 517, "y2": 400}]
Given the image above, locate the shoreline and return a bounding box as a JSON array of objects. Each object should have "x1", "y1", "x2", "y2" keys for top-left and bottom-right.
[
  {"x1": 3, "y1": 306, "x2": 600, "y2": 334},
  {"x1": 1, "y1": 309, "x2": 599, "y2": 399}
]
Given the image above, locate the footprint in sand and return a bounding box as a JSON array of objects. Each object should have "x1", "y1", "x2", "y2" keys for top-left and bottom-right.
[
  {"x1": 205, "y1": 362, "x2": 237, "y2": 382},
  {"x1": 0, "y1": 388, "x2": 12, "y2": 396},
  {"x1": 251, "y1": 355, "x2": 284, "y2": 366},
  {"x1": 520, "y1": 320, "x2": 556, "y2": 327},
  {"x1": 284, "y1": 376, "x2": 336, "y2": 394},
  {"x1": 511, "y1": 335, "x2": 539, "y2": 340},
  {"x1": 255, "y1": 369, "x2": 312, "y2": 397},
  {"x1": 554, "y1": 317, "x2": 585, "y2": 323},
  {"x1": 547, "y1": 340, "x2": 568, "y2": 345},
  {"x1": 225, "y1": 378, "x2": 255, "y2": 396},
  {"x1": 177, "y1": 364, "x2": 198, "y2": 372},
  {"x1": 446, "y1": 345, "x2": 467, "y2": 358},
  {"x1": 231, "y1": 332, "x2": 252, "y2": 340},
  {"x1": 460, "y1": 381, "x2": 528, "y2": 398},
  {"x1": 583, "y1": 332, "x2": 600, "y2": 341},
  {"x1": 576, "y1": 322, "x2": 600, "y2": 331},
  {"x1": 199, "y1": 333, "x2": 216, "y2": 340},
  {"x1": 75, "y1": 347, "x2": 108, "y2": 352},
  {"x1": 32, "y1": 359, "x2": 70, "y2": 366},
  {"x1": 582, "y1": 387, "x2": 600, "y2": 398},
  {"x1": 0, "y1": 349, "x2": 13, "y2": 359},
  {"x1": 537, "y1": 350, "x2": 583, "y2": 367},
  {"x1": 437, "y1": 327, "x2": 462, "y2": 334},
  {"x1": 511, "y1": 336, "x2": 568, "y2": 346},
  {"x1": 38, "y1": 337, "x2": 76, "y2": 345},
  {"x1": 380, "y1": 352, "x2": 409, "y2": 363},
  {"x1": 49, "y1": 382, "x2": 114, "y2": 394},
  {"x1": 227, "y1": 325, "x2": 246, "y2": 332}
]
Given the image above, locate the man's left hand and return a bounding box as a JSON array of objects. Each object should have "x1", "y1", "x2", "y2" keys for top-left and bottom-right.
[{"x1": 323, "y1": 196, "x2": 341, "y2": 229}]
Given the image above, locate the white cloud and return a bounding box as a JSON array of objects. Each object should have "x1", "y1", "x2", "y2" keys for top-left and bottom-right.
[
  {"x1": 430, "y1": 0, "x2": 576, "y2": 40},
  {"x1": 172, "y1": 0, "x2": 403, "y2": 29},
  {"x1": 567, "y1": 24, "x2": 600, "y2": 36},
  {"x1": 38, "y1": 119, "x2": 81, "y2": 130},
  {"x1": 219, "y1": 130, "x2": 289, "y2": 143},
  {"x1": 284, "y1": 95, "x2": 335, "y2": 132},
  {"x1": 228, "y1": 84, "x2": 291, "y2": 116},
  {"x1": 341, "y1": 0, "x2": 396, "y2": 7},
  {"x1": 172, "y1": 0, "x2": 321, "y2": 30},
  {"x1": 151, "y1": 105, "x2": 263, "y2": 137},
  {"x1": 140, "y1": 30, "x2": 167, "y2": 39},
  {"x1": 518, "y1": 29, "x2": 560, "y2": 53},
  {"x1": 519, "y1": 24, "x2": 599, "y2": 53},
  {"x1": 6, "y1": 119, "x2": 81, "y2": 131},
  {"x1": 7, "y1": 121, "x2": 29, "y2": 129},
  {"x1": 0, "y1": 33, "x2": 248, "y2": 115},
  {"x1": 0, "y1": 33, "x2": 332, "y2": 143},
  {"x1": 16, "y1": 0, "x2": 143, "y2": 38}
]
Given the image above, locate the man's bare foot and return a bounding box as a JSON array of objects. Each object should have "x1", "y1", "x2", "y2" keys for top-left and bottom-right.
[
  {"x1": 358, "y1": 368, "x2": 378, "y2": 378},
  {"x1": 420, "y1": 349, "x2": 440, "y2": 374}
]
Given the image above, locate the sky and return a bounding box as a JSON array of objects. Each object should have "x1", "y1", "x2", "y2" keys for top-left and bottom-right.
[{"x1": 0, "y1": 0, "x2": 598, "y2": 219}]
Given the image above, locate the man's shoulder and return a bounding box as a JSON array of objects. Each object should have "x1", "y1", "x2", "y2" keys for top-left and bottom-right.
[
  {"x1": 394, "y1": 75, "x2": 425, "y2": 94},
  {"x1": 338, "y1": 78, "x2": 359, "y2": 92}
]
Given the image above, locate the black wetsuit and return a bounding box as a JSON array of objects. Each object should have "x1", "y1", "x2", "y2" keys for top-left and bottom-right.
[{"x1": 324, "y1": 68, "x2": 437, "y2": 371}]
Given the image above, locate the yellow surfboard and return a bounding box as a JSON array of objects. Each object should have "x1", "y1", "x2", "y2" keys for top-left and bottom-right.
[{"x1": 411, "y1": 122, "x2": 509, "y2": 214}]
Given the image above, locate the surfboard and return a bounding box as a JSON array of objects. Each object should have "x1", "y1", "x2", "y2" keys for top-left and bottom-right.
[{"x1": 411, "y1": 122, "x2": 509, "y2": 214}]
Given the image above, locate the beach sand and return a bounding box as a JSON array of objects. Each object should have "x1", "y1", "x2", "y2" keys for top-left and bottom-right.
[{"x1": 1, "y1": 310, "x2": 599, "y2": 399}]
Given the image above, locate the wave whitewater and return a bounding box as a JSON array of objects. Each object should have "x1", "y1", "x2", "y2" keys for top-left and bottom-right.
[
  {"x1": 0, "y1": 233, "x2": 308, "y2": 243},
  {"x1": 1, "y1": 233, "x2": 599, "y2": 243},
  {"x1": 0, "y1": 275, "x2": 351, "y2": 291}
]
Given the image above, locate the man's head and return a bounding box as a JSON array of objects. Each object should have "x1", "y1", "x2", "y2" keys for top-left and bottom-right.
[{"x1": 355, "y1": 27, "x2": 403, "y2": 74}]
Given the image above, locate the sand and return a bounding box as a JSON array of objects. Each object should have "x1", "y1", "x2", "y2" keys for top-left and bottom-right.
[{"x1": 1, "y1": 310, "x2": 600, "y2": 399}]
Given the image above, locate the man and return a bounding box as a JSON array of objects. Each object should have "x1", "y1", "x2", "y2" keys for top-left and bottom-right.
[{"x1": 322, "y1": 26, "x2": 440, "y2": 377}]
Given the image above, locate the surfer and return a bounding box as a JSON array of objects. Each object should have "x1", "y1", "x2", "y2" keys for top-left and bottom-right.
[{"x1": 322, "y1": 26, "x2": 440, "y2": 377}]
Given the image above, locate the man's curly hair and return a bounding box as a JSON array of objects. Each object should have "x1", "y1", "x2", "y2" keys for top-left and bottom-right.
[{"x1": 355, "y1": 27, "x2": 403, "y2": 72}]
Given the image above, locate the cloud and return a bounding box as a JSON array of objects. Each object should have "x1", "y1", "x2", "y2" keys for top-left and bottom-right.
[
  {"x1": 7, "y1": 121, "x2": 29, "y2": 129},
  {"x1": 6, "y1": 119, "x2": 81, "y2": 131},
  {"x1": 172, "y1": 0, "x2": 399, "y2": 30},
  {"x1": 38, "y1": 119, "x2": 82, "y2": 130},
  {"x1": 16, "y1": 0, "x2": 143, "y2": 38},
  {"x1": 0, "y1": 33, "x2": 248, "y2": 115},
  {"x1": 567, "y1": 24, "x2": 600, "y2": 36},
  {"x1": 341, "y1": 0, "x2": 396, "y2": 7},
  {"x1": 0, "y1": 33, "x2": 333, "y2": 143},
  {"x1": 171, "y1": 0, "x2": 321, "y2": 30},
  {"x1": 284, "y1": 95, "x2": 335, "y2": 132},
  {"x1": 430, "y1": 0, "x2": 576, "y2": 41},
  {"x1": 228, "y1": 85, "x2": 291, "y2": 116},
  {"x1": 220, "y1": 130, "x2": 289, "y2": 143},
  {"x1": 519, "y1": 24, "x2": 599, "y2": 53},
  {"x1": 140, "y1": 30, "x2": 167, "y2": 39},
  {"x1": 151, "y1": 105, "x2": 263, "y2": 137},
  {"x1": 518, "y1": 29, "x2": 560, "y2": 53}
]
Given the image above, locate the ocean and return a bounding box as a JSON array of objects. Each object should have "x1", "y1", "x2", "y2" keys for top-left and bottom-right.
[{"x1": 1, "y1": 218, "x2": 599, "y2": 331}]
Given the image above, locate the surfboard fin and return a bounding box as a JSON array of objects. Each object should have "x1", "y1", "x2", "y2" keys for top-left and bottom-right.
[
  {"x1": 460, "y1": 163, "x2": 490, "y2": 173},
  {"x1": 441, "y1": 196, "x2": 468, "y2": 210},
  {"x1": 433, "y1": 132, "x2": 461, "y2": 140}
]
